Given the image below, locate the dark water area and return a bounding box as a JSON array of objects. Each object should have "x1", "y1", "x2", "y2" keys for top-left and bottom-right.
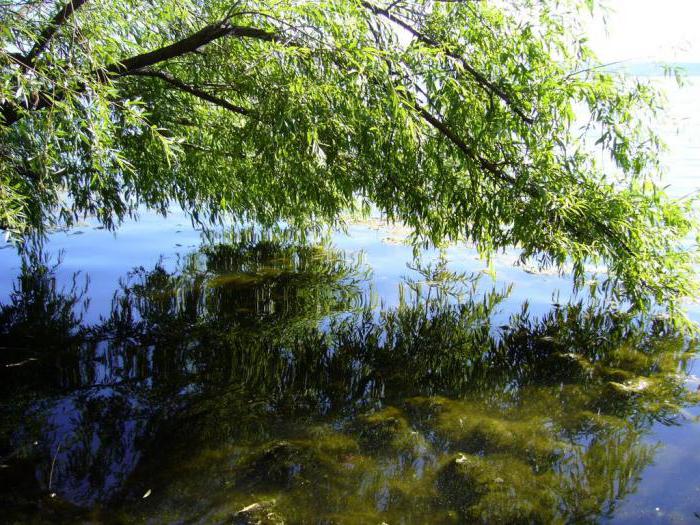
[{"x1": 1, "y1": 222, "x2": 699, "y2": 524}]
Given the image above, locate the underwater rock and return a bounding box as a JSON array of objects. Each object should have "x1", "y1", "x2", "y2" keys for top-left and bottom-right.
[
  {"x1": 604, "y1": 375, "x2": 666, "y2": 402},
  {"x1": 436, "y1": 453, "x2": 557, "y2": 524},
  {"x1": 604, "y1": 345, "x2": 654, "y2": 374},
  {"x1": 550, "y1": 351, "x2": 595, "y2": 378},
  {"x1": 404, "y1": 396, "x2": 450, "y2": 417},
  {"x1": 198, "y1": 499, "x2": 284, "y2": 525},
  {"x1": 233, "y1": 441, "x2": 337, "y2": 491},
  {"x1": 597, "y1": 366, "x2": 636, "y2": 382},
  {"x1": 609, "y1": 377, "x2": 652, "y2": 394},
  {"x1": 351, "y1": 406, "x2": 412, "y2": 451},
  {"x1": 561, "y1": 409, "x2": 626, "y2": 434},
  {"x1": 307, "y1": 425, "x2": 360, "y2": 456}
]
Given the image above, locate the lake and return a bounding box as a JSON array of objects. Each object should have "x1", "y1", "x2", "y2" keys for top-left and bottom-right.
[{"x1": 1, "y1": 76, "x2": 699, "y2": 524}]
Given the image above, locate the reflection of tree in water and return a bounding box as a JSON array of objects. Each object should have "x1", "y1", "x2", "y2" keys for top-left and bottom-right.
[
  {"x1": 99, "y1": 235, "x2": 370, "y2": 395},
  {"x1": 0, "y1": 247, "x2": 89, "y2": 395},
  {"x1": 0, "y1": 232, "x2": 369, "y2": 518},
  {"x1": 0, "y1": 239, "x2": 697, "y2": 523}
]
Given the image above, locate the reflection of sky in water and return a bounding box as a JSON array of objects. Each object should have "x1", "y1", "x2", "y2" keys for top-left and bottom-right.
[
  {"x1": 0, "y1": 78, "x2": 699, "y2": 520},
  {"x1": 618, "y1": 415, "x2": 700, "y2": 523},
  {"x1": 28, "y1": 388, "x2": 148, "y2": 504}
]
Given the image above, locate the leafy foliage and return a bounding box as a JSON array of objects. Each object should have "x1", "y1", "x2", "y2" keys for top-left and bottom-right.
[{"x1": 0, "y1": 0, "x2": 696, "y2": 309}]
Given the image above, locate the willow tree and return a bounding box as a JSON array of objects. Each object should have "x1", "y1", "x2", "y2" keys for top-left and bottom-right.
[{"x1": 0, "y1": 0, "x2": 696, "y2": 309}]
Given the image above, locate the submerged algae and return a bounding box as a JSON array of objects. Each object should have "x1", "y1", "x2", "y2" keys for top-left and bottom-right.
[
  {"x1": 405, "y1": 396, "x2": 567, "y2": 466},
  {"x1": 437, "y1": 453, "x2": 557, "y2": 524}
]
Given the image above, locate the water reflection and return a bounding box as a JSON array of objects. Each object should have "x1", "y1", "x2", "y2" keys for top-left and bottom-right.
[{"x1": 0, "y1": 234, "x2": 697, "y2": 523}]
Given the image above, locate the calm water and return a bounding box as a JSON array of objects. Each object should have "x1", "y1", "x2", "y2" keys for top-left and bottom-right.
[{"x1": 1, "y1": 78, "x2": 699, "y2": 524}]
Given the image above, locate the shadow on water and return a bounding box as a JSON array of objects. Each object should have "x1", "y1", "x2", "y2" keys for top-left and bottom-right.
[{"x1": 0, "y1": 232, "x2": 698, "y2": 524}]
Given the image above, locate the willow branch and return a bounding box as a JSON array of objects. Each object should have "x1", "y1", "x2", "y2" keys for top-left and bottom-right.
[
  {"x1": 109, "y1": 21, "x2": 281, "y2": 75},
  {"x1": 20, "y1": 0, "x2": 89, "y2": 68},
  {"x1": 408, "y1": 99, "x2": 632, "y2": 255},
  {"x1": 1, "y1": 21, "x2": 279, "y2": 126},
  {"x1": 126, "y1": 70, "x2": 253, "y2": 117},
  {"x1": 362, "y1": 1, "x2": 535, "y2": 125},
  {"x1": 412, "y1": 102, "x2": 517, "y2": 186}
]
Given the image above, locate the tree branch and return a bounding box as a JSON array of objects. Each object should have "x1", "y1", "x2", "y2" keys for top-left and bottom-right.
[
  {"x1": 412, "y1": 101, "x2": 517, "y2": 186},
  {"x1": 126, "y1": 69, "x2": 253, "y2": 117},
  {"x1": 20, "y1": 0, "x2": 89, "y2": 68},
  {"x1": 361, "y1": 1, "x2": 535, "y2": 125},
  {"x1": 1, "y1": 21, "x2": 279, "y2": 126},
  {"x1": 109, "y1": 21, "x2": 281, "y2": 76},
  {"x1": 408, "y1": 99, "x2": 632, "y2": 255}
]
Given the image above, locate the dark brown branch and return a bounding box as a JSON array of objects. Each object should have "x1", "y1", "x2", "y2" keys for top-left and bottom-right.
[
  {"x1": 21, "y1": 0, "x2": 89, "y2": 68},
  {"x1": 126, "y1": 69, "x2": 253, "y2": 117},
  {"x1": 1, "y1": 21, "x2": 279, "y2": 126},
  {"x1": 109, "y1": 22, "x2": 281, "y2": 75},
  {"x1": 361, "y1": 1, "x2": 535, "y2": 125},
  {"x1": 412, "y1": 101, "x2": 517, "y2": 186},
  {"x1": 2, "y1": 1, "x2": 90, "y2": 123}
]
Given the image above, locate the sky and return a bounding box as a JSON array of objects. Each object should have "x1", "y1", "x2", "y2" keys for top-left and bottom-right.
[{"x1": 588, "y1": 0, "x2": 700, "y2": 63}]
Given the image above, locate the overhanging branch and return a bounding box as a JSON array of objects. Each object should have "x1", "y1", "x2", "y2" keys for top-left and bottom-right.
[
  {"x1": 126, "y1": 70, "x2": 253, "y2": 117},
  {"x1": 412, "y1": 101, "x2": 516, "y2": 186},
  {"x1": 407, "y1": 99, "x2": 632, "y2": 255},
  {"x1": 1, "y1": 20, "x2": 279, "y2": 126},
  {"x1": 110, "y1": 22, "x2": 281, "y2": 75},
  {"x1": 19, "y1": 0, "x2": 90, "y2": 69},
  {"x1": 361, "y1": 1, "x2": 535, "y2": 125}
]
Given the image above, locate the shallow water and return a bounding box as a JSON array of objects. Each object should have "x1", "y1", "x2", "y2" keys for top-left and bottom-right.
[{"x1": 1, "y1": 78, "x2": 700, "y2": 524}]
